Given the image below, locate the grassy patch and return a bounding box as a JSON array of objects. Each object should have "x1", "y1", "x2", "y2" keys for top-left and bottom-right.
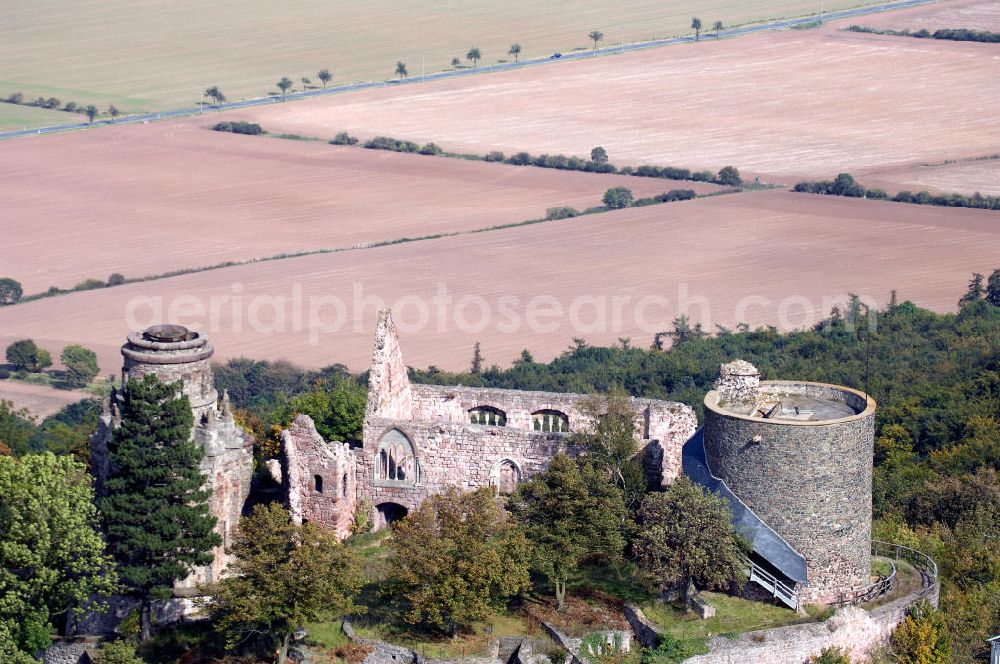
[
  {"x1": 0, "y1": 102, "x2": 83, "y2": 130},
  {"x1": 351, "y1": 611, "x2": 536, "y2": 659},
  {"x1": 641, "y1": 592, "x2": 807, "y2": 640}
]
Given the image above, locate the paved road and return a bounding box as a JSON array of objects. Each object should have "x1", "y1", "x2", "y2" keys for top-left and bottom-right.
[{"x1": 0, "y1": 0, "x2": 935, "y2": 142}]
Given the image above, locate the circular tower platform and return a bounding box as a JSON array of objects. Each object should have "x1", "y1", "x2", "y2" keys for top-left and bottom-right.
[
  {"x1": 703, "y1": 378, "x2": 876, "y2": 604},
  {"x1": 120, "y1": 325, "x2": 218, "y2": 416}
]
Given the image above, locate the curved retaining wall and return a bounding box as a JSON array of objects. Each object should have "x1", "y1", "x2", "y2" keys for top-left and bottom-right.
[{"x1": 703, "y1": 382, "x2": 875, "y2": 603}]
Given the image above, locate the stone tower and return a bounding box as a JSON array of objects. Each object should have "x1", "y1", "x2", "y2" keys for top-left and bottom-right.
[
  {"x1": 91, "y1": 324, "x2": 254, "y2": 593},
  {"x1": 702, "y1": 361, "x2": 876, "y2": 605}
]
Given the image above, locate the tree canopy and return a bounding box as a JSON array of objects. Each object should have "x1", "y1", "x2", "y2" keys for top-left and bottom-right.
[
  {"x1": 0, "y1": 453, "x2": 117, "y2": 659},
  {"x1": 389, "y1": 486, "x2": 530, "y2": 634},
  {"x1": 205, "y1": 503, "x2": 363, "y2": 664},
  {"x1": 634, "y1": 477, "x2": 746, "y2": 602},
  {"x1": 509, "y1": 453, "x2": 625, "y2": 610},
  {"x1": 60, "y1": 344, "x2": 99, "y2": 387}
]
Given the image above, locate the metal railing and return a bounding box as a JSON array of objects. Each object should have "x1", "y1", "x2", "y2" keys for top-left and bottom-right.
[
  {"x1": 832, "y1": 540, "x2": 938, "y2": 607},
  {"x1": 743, "y1": 555, "x2": 799, "y2": 610}
]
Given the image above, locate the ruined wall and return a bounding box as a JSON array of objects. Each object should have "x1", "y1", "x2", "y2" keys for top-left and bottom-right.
[
  {"x1": 703, "y1": 382, "x2": 876, "y2": 604},
  {"x1": 407, "y1": 383, "x2": 695, "y2": 486},
  {"x1": 365, "y1": 310, "x2": 413, "y2": 421},
  {"x1": 283, "y1": 414, "x2": 358, "y2": 539},
  {"x1": 682, "y1": 581, "x2": 939, "y2": 664},
  {"x1": 360, "y1": 417, "x2": 566, "y2": 512}
]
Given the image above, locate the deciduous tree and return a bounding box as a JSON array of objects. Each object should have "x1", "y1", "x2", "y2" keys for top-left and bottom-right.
[
  {"x1": 395, "y1": 61, "x2": 408, "y2": 79},
  {"x1": 276, "y1": 77, "x2": 293, "y2": 100},
  {"x1": 572, "y1": 385, "x2": 646, "y2": 510},
  {"x1": 317, "y1": 69, "x2": 332, "y2": 88},
  {"x1": 892, "y1": 600, "x2": 951, "y2": 664},
  {"x1": 509, "y1": 43, "x2": 522, "y2": 62},
  {"x1": 603, "y1": 187, "x2": 633, "y2": 209},
  {"x1": 389, "y1": 487, "x2": 530, "y2": 635},
  {"x1": 691, "y1": 17, "x2": 703, "y2": 41},
  {"x1": 717, "y1": 165, "x2": 742, "y2": 187},
  {"x1": 509, "y1": 454, "x2": 625, "y2": 610},
  {"x1": 5, "y1": 339, "x2": 52, "y2": 372},
  {"x1": 0, "y1": 277, "x2": 23, "y2": 305},
  {"x1": 60, "y1": 344, "x2": 99, "y2": 387},
  {"x1": 986, "y1": 268, "x2": 1000, "y2": 307},
  {"x1": 466, "y1": 47, "x2": 482, "y2": 67},
  {"x1": 0, "y1": 453, "x2": 117, "y2": 659},
  {"x1": 84, "y1": 105, "x2": 99, "y2": 123},
  {"x1": 204, "y1": 503, "x2": 363, "y2": 664},
  {"x1": 99, "y1": 374, "x2": 220, "y2": 640},
  {"x1": 589, "y1": 30, "x2": 604, "y2": 49},
  {"x1": 713, "y1": 20, "x2": 724, "y2": 38},
  {"x1": 590, "y1": 146, "x2": 608, "y2": 165},
  {"x1": 633, "y1": 477, "x2": 745, "y2": 604}
]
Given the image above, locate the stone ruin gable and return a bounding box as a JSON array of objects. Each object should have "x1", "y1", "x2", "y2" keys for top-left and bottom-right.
[
  {"x1": 407, "y1": 383, "x2": 696, "y2": 487},
  {"x1": 365, "y1": 310, "x2": 413, "y2": 421},
  {"x1": 359, "y1": 416, "x2": 567, "y2": 511},
  {"x1": 282, "y1": 414, "x2": 358, "y2": 540}
]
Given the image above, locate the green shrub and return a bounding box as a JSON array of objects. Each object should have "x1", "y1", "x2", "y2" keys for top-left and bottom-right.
[
  {"x1": 60, "y1": 345, "x2": 99, "y2": 388},
  {"x1": 73, "y1": 278, "x2": 106, "y2": 291},
  {"x1": 63, "y1": 101, "x2": 78, "y2": 112},
  {"x1": 6, "y1": 92, "x2": 23, "y2": 104},
  {"x1": 545, "y1": 207, "x2": 580, "y2": 220},
  {"x1": 419, "y1": 142, "x2": 443, "y2": 156},
  {"x1": 506, "y1": 151, "x2": 532, "y2": 166},
  {"x1": 330, "y1": 131, "x2": 359, "y2": 145},
  {"x1": 107, "y1": 273, "x2": 126, "y2": 287},
  {"x1": 212, "y1": 121, "x2": 263, "y2": 135},
  {"x1": 810, "y1": 647, "x2": 851, "y2": 664},
  {"x1": 485, "y1": 151, "x2": 505, "y2": 162},
  {"x1": 603, "y1": 187, "x2": 634, "y2": 209}
]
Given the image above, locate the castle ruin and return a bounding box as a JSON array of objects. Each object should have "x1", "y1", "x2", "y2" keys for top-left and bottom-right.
[{"x1": 284, "y1": 310, "x2": 698, "y2": 532}]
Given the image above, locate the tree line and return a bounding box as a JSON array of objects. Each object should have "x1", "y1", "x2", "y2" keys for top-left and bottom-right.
[{"x1": 794, "y1": 172, "x2": 1000, "y2": 210}]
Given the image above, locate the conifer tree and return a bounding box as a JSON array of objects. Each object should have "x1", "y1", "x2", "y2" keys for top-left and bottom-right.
[
  {"x1": 958, "y1": 272, "x2": 984, "y2": 307},
  {"x1": 99, "y1": 374, "x2": 220, "y2": 640}
]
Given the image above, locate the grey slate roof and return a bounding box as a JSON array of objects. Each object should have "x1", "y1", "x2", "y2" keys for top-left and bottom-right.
[{"x1": 682, "y1": 429, "x2": 809, "y2": 584}]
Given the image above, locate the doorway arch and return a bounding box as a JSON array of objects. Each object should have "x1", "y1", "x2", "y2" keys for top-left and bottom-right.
[{"x1": 375, "y1": 501, "x2": 409, "y2": 530}]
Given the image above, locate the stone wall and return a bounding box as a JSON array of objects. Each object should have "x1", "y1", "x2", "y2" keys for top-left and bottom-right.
[
  {"x1": 703, "y1": 383, "x2": 875, "y2": 603},
  {"x1": 283, "y1": 414, "x2": 358, "y2": 539},
  {"x1": 366, "y1": 310, "x2": 413, "y2": 421},
  {"x1": 683, "y1": 581, "x2": 939, "y2": 664},
  {"x1": 714, "y1": 360, "x2": 760, "y2": 409}
]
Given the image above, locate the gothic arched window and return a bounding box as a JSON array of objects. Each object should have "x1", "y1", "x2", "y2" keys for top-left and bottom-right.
[{"x1": 376, "y1": 429, "x2": 419, "y2": 485}]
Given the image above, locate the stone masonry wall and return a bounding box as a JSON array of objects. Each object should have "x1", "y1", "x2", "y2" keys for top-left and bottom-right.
[
  {"x1": 359, "y1": 417, "x2": 567, "y2": 511},
  {"x1": 703, "y1": 388, "x2": 875, "y2": 603},
  {"x1": 283, "y1": 414, "x2": 357, "y2": 539},
  {"x1": 365, "y1": 310, "x2": 413, "y2": 421},
  {"x1": 682, "y1": 580, "x2": 939, "y2": 664}
]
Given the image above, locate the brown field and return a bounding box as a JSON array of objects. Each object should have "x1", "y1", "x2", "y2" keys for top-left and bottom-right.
[
  {"x1": 0, "y1": 381, "x2": 90, "y2": 419},
  {"x1": 861, "y1": 157, "x2": 1000, "y2": 196},
  {"x1": 1, "y1": 190, "x2": 997, "y2": 377},
  {"x1": 0, "y1": 121, "x2": 696, "y2": 293},
  {"x1": 849, "y1": 0, "x2": 1000, "y2": 31},
  {"x1": 226, "y1": 26, "x2": 1000, "y2": 183},
  {"x1": 0, "y1": 0, "x2": 881, "y2": 116}
]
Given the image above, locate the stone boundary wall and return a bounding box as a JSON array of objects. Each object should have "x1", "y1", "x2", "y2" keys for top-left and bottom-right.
[
  {"x1": 681, "y1": 580, "x2": 939, "y2": 664},
  {"x1": 342, "y1": 618, "x2": 504, "y2": 664}
]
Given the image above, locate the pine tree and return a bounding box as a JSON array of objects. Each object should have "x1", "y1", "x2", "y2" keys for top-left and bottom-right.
[
  {"x1": 958, "y1": 272, "x2": 984, "y2": 307},
  {"x1": 470, "y1": 342, "x2": 484, "y2": 374},
  {"x1": 986, "y1": 268, "x2": 1000, "y2": 307},
  {"x1": 99, "y1": 374, "x2": 220, "y2": 640}
]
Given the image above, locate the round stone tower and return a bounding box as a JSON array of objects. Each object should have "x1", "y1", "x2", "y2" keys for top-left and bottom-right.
[
  {"x1": 120, "y1": 324, "x2": 217, "y2": 418},
  {"x1": 703, "y1": 362, "x2": 876, "y2": 604}
]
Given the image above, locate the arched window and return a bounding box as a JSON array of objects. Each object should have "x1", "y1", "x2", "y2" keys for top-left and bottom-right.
[
  {"x1": 314, "y1": 474, "x2": 324, "y2": 493},
  {"x1": 469, "y1": 406, "x2": 507, "y2": 426},
  {"x1": 490, "y1": 458, "x2": 522, "y2": 495},
  {"x1": 376, "y1": 429, "x2": 419, "y2": 485},
  {"x1": 532, "y1": 409, "x2": 570, "y2": 433}
]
